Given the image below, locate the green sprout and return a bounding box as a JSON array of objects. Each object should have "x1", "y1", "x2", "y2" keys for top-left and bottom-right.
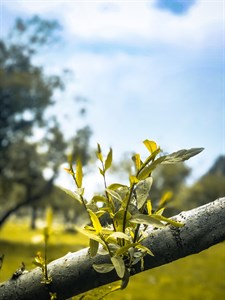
[{"x1": 62, "y1": 139, "x2": 204, "y2": 291}]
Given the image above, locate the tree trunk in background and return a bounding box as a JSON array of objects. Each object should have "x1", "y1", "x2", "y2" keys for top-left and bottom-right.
[
  {"x1": 0, "y1": 198, "x2": 225, "y2": 300},
  {"x1": 30, "y1": 206, "x2": 37, "y2": 230},
  {"x1": 0, "y1": 177, "x2": 55, "y2": 228}
]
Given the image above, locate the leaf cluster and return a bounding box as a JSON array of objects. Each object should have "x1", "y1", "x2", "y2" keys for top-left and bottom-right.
[{"x1": 62, "y1": 140, "x2": 203, "y2": 290}]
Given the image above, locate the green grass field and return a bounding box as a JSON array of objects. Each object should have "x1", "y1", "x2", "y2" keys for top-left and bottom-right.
[{"x1": 1, "y1": 218, "x2": 225, "y2": 300}]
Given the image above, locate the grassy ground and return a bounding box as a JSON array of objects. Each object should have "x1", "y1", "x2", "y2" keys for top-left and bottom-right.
[{"x1": 0, "y1": 218, "x2": 225, "y2": 300}]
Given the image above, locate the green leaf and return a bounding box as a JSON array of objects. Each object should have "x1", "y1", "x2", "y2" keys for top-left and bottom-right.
[
  {"x1": 76, "y1": 187, "x2": 85, "y2": 196},
  {"x1": 158, "y1": 191, "x2": 173, "y2": 207},
  {"x1": 146, "y1": 199, "x2": 152, "y2": 215},
  {"x1": 91, "y1": 195, "x2": 108, "y2": 204},
  {"x1": 76, "y1": 158, "x2": 83, "y2": 188},
  {"x1": 89, "y1": 239, "x2": 99, "y2": 257},
  {"x1": 59, "y1": 186, "x2": 82, "y2": 204},
  {"x1": 33, "y1": 260, "x2": 44, "y2": 268},
  {"x1": 151, "y1": 214, "x2": 184, "y2": 227},
  {"x1": 135, "y1": 177, "x2": 153, "y2": 209},
  {"x1": 143, "y1": 140, "x2": 158, "y2": 154},
  {"x1": 129, "y1": 175, "x2": 139, "y2": 185},
  {"x1": 87, "y1": 209, "x2": 102, "y2": 234},
  {"x1": 111, "y1": 256, "x2": 125, "y2": 278},
  {"x1": 137, "y1": 156, "x2": 165, "y2": 180},
  {"x1": 162, "y1": 148, "x2": 204, "y2": 164},
  {"x1": 116, "y1": 242, "x2": 139, "y2": 256},
  {"x1": 96, "y1": 143, "x2": 103, "y2": 162},
  {"x1": 105, "y1": 188, "x2": 122, "y2": 202},
  {"x1": 99, "y1": 168, "x2": 104, "y2": 176},
  {"x1": 107, "y1": 232, "x2": 131, "y2": 242},
  {"x1": 92, "y1": 263, "x2": 115, "y2": 274},
  {"x1": 105, "y1": 147, "x2": 113, "y2": 171},
  {"x1": 75, "y1": 226, "x2": 103, "y2": 244},
  {"x1": 132, "y1": 154, "x2": 141, "y2": 171},
  {"x1": 95, "y1": 210, "x2": 107, "y2": 219},
  {"x1": 108, "y1": 183, "x2": 128, "y2": 190},
  {"x1": 136, "y1": 244, "x2": 154, "y2": 256},
  {"x1": 138, "y1": 148, "x2": 203, "y2": 181},
  {"x1": 114, "y1": 209, "x2": 131, "y2": 232},
  {"x1": 155, "y1": 207, "x2": 165, "y2": 215},
  {"x1": 130, "y1": 214, "x2": 165, "y2": 228}
]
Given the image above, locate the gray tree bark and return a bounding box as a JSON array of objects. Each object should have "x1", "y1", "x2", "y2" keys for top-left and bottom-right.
[{"x1": 0, "y1": 197, "x2": 225, "y2": 300}]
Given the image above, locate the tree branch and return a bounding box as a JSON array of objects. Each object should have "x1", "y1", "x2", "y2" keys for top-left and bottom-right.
[{"x1": 1, "y1": 198, "x2": 225, "y2": 300}]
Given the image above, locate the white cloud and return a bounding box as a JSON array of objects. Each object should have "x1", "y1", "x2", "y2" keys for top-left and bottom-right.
[{"x1": 3, "y1": 0, "x2": 223, "y2": 51}]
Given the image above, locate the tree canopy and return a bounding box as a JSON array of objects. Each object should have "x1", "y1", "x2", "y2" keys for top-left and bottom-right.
[{"x1": 0, "y1": 16, "x2": 92, "y2": 227}]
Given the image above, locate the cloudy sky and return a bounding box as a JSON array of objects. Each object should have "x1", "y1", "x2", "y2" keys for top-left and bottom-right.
[{"x1": 1, "y1": 0, "x2": 224, "y2": 189}]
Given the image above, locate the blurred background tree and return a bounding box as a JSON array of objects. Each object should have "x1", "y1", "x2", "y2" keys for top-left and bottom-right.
[
  {"x1": 0, "y1": 16, "x2": 91, "y2": 229},
  {"x1": 173, "y1": 155, "x2": 225, "y2": 212}
]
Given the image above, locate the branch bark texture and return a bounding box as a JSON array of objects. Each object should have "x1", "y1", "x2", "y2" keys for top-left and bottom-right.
[{"x1": 1, "y1": 198, "x2": 225, "y2": 300}]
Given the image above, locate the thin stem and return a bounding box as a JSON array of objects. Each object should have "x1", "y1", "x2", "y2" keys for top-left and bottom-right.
[
  {"x1": 122, "y1": 184, "x2": 135, "y2": 233},
  {"x1": 100, "y1": 234, "x2": 113, "y2": 257},
  {"x1": 133, "y1": 224, "x2": 141, "y2": 243},
  {"x1": 132, "y1": 154, "x2": 158, "y2": 241},
  {"x1": 43, "y1": 231, "x2": 49, "y2": 283},
  {"x1": 100, "y1": 160, "x2": 117, "y2": 232}
]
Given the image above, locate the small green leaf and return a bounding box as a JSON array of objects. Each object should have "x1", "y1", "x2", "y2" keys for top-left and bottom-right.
[
  {"x1": 76, "y1": 158, "x2": 83, "y2": 188},
  {"x1": 155, "y1": 207, "x2": 165, "y2": 215},
  {"x1": 159, "y1": 191, "x2": 173, "y2": 207},
  {"x1": 105, "y1": 148, "x2": 113, "y2": 171},
  {"x1": 111, "y1": 256, "x2": 125, "y2": 278},
  {"x1": 135, "y1": 177, "x2": 153, "y2": 209},
  {"x1": 143, "y1": 140, "x2": 158, "y2": 154},
  {"x1": 146, "y1": 199, "x2": 152, "y2": 215},
  {"x1": 136, "y1": 244, "x2": 154, "y2": 256},
  {"x1": 95, "y1": 210, "x2": 106, "y2": 219},
  {"x1": 138, "y1": 148, "x2": 203, "y2": 179},
  {"x1": 59, "y1": 186, "x2": 82, "y2": 204},
  {"x1": 132, "y1": 154, "x2": 141, "y2": 171},
  {"x1": 99, "y1": 168, "x2": 104, "y2": 176},
  {"x1": 151, "y1": 214, "x2": 184, "y2": 227},
  {"x1": 130, "y1": 214, "x2": 165, "y2": 228},
  {"x1": 105, "y1": 188, "x2": 122, "y2": 202},
  {"x1": 96, "y1": 143, "x2": 103, "y2": 162},
  {"x1": 162, "y1": 148, "x2": 204, "y2": 164},
  {"x1": 114, "y1": 209, "x2": 131, "y2": 232},
  {"x1": 108, "y1": 183, "x2": 128, "y2": 190},
  {"x1": 93, "y1": 263, "x2": 115, "y2": 274},
  {"x1": 91, "y1": 195, "x2": 108, "y2": 204},
  {"x1": 33, "y1": 252, "x2": 44, "y2": 268},
  {"x1": 33, "y1": 260, "x2": 44, "y2": 268},
  {"x1": 76, "y1": 187, "x2": 85, "y2": 196},
  {"x1": 107, "y1": 232, "x2": 131, "y2": 242},
  {"x1": 89, "y1": 239, "x2": 99, "y2": 257},
  {"x1": 87, "y1": 209, "x2": 102, "y2": 234},
  {"x1": 137, "y1": 156, "x2": 165, "y2": 180},
  {"x1": 116, "y1": 242, "x2": 139, "y2": 256},
  {"x1": 129, "y1": 175, "x2": 139, "y2": 185},
  {"x1": 75, "y1": 227, "x2": 103, "y2": 244}
]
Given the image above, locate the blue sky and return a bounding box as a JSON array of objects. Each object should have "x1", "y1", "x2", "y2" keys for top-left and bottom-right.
[{"x1": 1, "y1": 0, "x2": 224, "y2": 193}]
